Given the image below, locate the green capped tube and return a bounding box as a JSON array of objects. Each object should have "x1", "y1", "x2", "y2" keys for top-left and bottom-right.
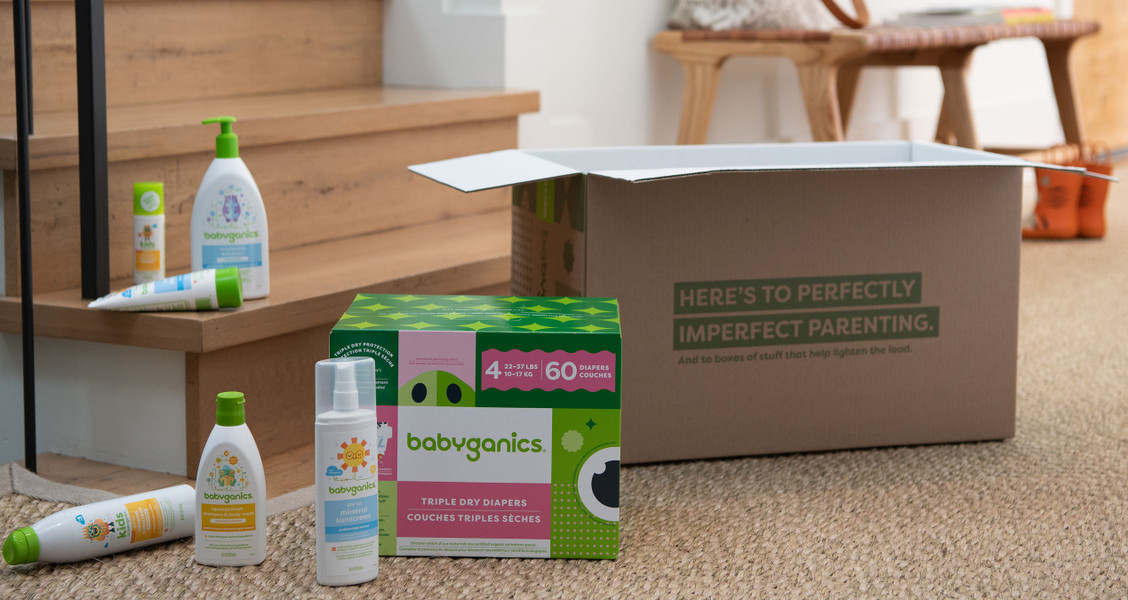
[{"x1": 88, "y1": 268, "x2": 243, "y2": 312}]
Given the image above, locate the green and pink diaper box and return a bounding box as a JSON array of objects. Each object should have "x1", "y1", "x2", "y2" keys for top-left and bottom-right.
[{"x1": 329, "y1": 293, "x2": 621, "y2": 559}]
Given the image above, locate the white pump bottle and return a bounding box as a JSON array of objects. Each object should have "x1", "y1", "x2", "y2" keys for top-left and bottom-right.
[{"x1": 191, "y1": 116, "x2": 269, "y2": 299}]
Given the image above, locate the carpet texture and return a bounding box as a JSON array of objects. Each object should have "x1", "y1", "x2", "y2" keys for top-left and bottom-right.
[{"x1": 3, "y1": 168, "x2": 1127, "y2": 598}]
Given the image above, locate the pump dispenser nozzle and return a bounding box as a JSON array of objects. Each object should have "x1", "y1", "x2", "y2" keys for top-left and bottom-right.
[
  {"x1": 203, "y1": 116, "x2": 239, "y2": 159},
  {"x1": 333, "y1": 362, "x2": 359, "y2": 412}
]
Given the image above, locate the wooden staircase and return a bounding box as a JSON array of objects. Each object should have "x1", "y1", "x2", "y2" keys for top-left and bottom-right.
[{"x1": 0, "y1": 0, "x2": 536, "y2": 477}]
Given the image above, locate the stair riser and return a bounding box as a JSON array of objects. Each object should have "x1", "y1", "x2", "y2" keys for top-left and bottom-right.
[
  {"x1": 4, "y1": 118, "x2": 515, "y2": 294},
  {"x1": 0, "y1": 0, "x2": 382, "y2": 116},
  {"x1": 185, "y1": 276, "x2": 511, "y2": 478}
]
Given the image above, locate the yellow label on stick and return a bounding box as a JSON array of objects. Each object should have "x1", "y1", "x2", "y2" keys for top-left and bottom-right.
[{"x1": 135, "y1": 250, "x2": 161, "y2": 270}]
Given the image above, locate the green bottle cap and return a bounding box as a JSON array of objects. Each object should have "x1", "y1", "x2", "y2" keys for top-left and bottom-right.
[
  {"x1": 203, "y1": 116, "x2": 239, "y2": 159},
  {"x1": 133, "y1": 182, "x2": 164, "y2": 216},
  {"x1": 3, "y1": 527, "x2": 39, "y2": 565},
  {"x1": 216, "y1": 391, "x2": 246, "y2": 427},
  {"x1": 214, "y1": 267, "x2": 244, "y2": 309}
]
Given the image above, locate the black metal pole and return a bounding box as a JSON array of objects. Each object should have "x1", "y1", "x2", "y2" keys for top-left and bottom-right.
[
  {"x1": 23, "y1": 0, "x2": 31, "y2": 134},
  {"x1": 13, "y1": 0, "x2": 36, "y2": 473},
  {"x1": 76, "y1": 0, "x2": 109, "y2": 299}
]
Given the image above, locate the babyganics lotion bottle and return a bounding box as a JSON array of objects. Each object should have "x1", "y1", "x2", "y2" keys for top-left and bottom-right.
[
  {"x1": 195, "y1": 391, "x2": 267, "y2": 566},
  {"x1": 3, "y1": 485, "x2": 194, "y2": 565},
  {"x1": 315, "y1": 358, "x2": 380, "y2": 585},
  {"x1": 191, "y1": 116, "x2": 269, "y2": 299}
]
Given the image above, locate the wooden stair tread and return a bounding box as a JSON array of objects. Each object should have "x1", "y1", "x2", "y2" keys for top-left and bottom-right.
[
  {"x1": 0, "y1": 85, "x2": 539, "y2": 170},
  {"x1": 0, "y1": 208, "x2": 511, "y2": 353}
]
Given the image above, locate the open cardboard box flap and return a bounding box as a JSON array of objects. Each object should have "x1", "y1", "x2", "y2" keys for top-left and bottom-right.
[
  {"x1": 410, "y1": 141, "x2": 1111, "y2": 191},
  {"x1": 407, "y1": 139, "x2": 1114, "y2": 464}
]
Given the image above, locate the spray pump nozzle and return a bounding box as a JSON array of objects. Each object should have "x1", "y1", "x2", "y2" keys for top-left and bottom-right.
[
  {"x1": 202, "y1": 116, "x2": 239, "y2": 159},
  {"x1": 333, "y1": 361, "x2": 359, "y2": 412}
]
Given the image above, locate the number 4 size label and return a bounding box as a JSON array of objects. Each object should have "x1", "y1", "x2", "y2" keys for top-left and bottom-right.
[{"x1": 481, "y1": 349, "x2": 617, "y2": 393}]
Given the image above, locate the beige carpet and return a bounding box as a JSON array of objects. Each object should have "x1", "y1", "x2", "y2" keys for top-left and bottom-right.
[{"x1": 3, "y1": 166, "x2": 1127, "y2": 598}]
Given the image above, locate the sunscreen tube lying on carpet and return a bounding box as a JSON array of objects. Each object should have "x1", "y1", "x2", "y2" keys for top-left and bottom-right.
[
  {"x1": 88, "y1": 267, "x2": 243, "y2": 311},
  {"x1": 2, "y1": 485, "x2": 195, "y2": 565}
]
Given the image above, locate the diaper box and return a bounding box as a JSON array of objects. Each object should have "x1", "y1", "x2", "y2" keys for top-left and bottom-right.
[
  {"x1": 409, "y1": 142, "x2": 1078, "y2": 464},
  {"x1": 329, "y1": 293, "x2": 621, "y2": 559}
]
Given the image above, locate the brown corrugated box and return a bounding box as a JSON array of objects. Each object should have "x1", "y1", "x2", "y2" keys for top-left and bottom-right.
[{"x1": 411, "y1": 141, "x2": 1079, "y2": 463}]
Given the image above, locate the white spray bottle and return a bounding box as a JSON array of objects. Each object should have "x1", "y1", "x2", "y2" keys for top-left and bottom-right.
[
  {"x1": 3, "y1": 485, "x2": 194, "y2": 566},
  {"x1": 191, "y1": 116, "x2": 269, "y2": 299},
  {"x1": 315, "y1": 357, "x2": 380, "y2": 586}
]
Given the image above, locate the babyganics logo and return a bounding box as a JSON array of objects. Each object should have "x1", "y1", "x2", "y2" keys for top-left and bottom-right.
[
  {"x1": 327, "y1": 481, "x2": 378, "y2": 497},
  {"x1": 405, "y1": 431, "x2": 544, "y2": 462}
]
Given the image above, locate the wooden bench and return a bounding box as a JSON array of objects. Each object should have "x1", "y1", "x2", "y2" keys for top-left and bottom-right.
[{"x1": 653, "y1": 20, "x2": 1100, "y2": 148}]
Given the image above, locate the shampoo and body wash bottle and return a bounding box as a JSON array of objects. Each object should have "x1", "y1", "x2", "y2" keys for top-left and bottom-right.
[
  {"x1": 191, "y1": 116, "x2": 269, "y2": 299},
  {"x1": 195, "y1": 391, "x2": 267, "y2": 566},
  {"x1": 315, "y1": 358, "x2": 380, "y2": 586}
]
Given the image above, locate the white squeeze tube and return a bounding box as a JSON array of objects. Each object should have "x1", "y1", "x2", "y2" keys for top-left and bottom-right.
[
  {"x1": 315, "y1": 357, "x2": 380, "y2": 586},
  {"x1": 88, "y1": 267, "x2": 243, "y2": 312},
  {"x1": 2, "y1": 485, "x2": 195, "y2": 565}
]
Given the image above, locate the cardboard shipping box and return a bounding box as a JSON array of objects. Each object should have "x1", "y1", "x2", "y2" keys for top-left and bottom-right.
[{"x1": 411, "y1": 141, "x2": 1054, "y2": 464}]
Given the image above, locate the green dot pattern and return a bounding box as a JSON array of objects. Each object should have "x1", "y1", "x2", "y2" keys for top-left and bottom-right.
[{"x1": 550, "y1": 483, "x2": 618, "y2": 559}]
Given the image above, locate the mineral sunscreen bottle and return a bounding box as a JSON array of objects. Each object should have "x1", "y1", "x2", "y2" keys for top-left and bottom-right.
[
  {"x1": 195, "y1": 391, "x2": 267, "y2": 566},
  {"x1": 2, "y1": 485, "x2": 194, "y2": 566},
  {"x1": 133, "y1": 182, "x2": 165, "y2": 284},
  {"x1": 315, "y1": 357, "x2": 379, "y2": 586},
  {"x1": 191, "y1": 116, "x2": 269, "y2": 299}
]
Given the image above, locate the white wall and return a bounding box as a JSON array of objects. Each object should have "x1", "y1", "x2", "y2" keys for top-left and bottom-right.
[
  {"x1": 384, "y1": 0, "x2": 507, "y2": 88},
  {"x1": 384, "y1": 0, "x2": 1068, "y2": 150},
  {"x1": 0, "y1": 334, "x2": 186, "y2": 474}
]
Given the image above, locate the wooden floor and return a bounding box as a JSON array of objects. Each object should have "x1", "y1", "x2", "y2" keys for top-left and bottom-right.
[{"x1": 19, "y1": 445, "x2": 316, "y2": 499}]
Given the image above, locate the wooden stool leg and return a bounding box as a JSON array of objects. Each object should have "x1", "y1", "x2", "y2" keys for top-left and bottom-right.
[
  {"x1": 1043, "y1": 39, "x2": 1085, "y2": 146},
  {"x1": 935, "y1": 103, "x2": 955, "y2": 145},
  {"x1": 675, "y1": 56, "x2": 725, "y2": 145},
  {"x1": 837, "y1": 62, "x2": 862, "y2": 134},
  {"x1": 796, "y1": 62, "x2": 845, "y2": 141},
  {"x1": 936, "y1": 49, "x2": 978, "y2": 149}
]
